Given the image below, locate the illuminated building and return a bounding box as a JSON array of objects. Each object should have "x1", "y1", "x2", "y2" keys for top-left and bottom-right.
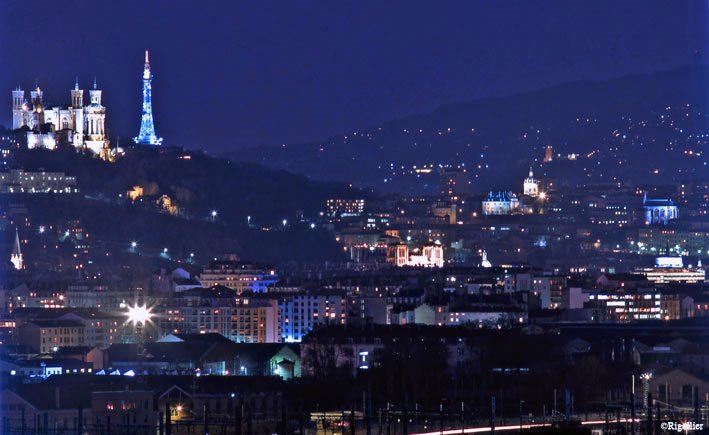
[
  {"x1": 198, "y1": 258, "x2": 278, "y2": 293},
  {"x1": 134, "y1": 50, "x2": 162, "y2": 145},
  {"x1": 12, "y1": 80, "x2": 110, "y2": 156},
  {"x1": 419, "y1": 244, "x2": 444, "y2": 267},
  {"x1": 126, "y1": 185, "x2": 144, "y2": 201},
  {"x1": 59, "y1": 310, "x2": 124, "y2": 349},
  {"x1": 326, "y1": 198, "x2": 365, "y2": 217},
  {"x1": 158, "y1": 291, "x2": 281, "y2": 343},
  {"x1": 586, "y1": 290, "x2": 662, "y2": 322},
  {"x1": 10, "y1": 227, "x2": 22, "y2": 270},
  {"x1": 482, "y1": 191, "x2": 520, "y2": 215},
  {"x1": 634, "y1": 256, "x2": 705, "y2": 284},
  {"x1": 11, "y1": 308, "x2": 126, "y2": 349},
  {"x1": 523, "y1": 166, "x2": 539, "y2": 197},
  {"x1": 0, "y1": 169, "x2": 78, "y2": 194},
  {"x1": 387, "y1": 242, "x2": 444, "y2": 268},
  {"x1": 156, "y1": 194, "x2": 179, "y2": 215},
  {"x1": 158, "y1": 303, "x2": 232, "y2": 339},
  {"x1": 643, "y1": 193, "x2": 678, "y2": 225},
  {"x1": 17, "y1": 319, "x2": 85, "y2": 354},
  {"x1": 387, "y1": 243, "x2": 409, "y2": 267},
  {"x1": 637, "y1": 228, "x2": 709, "y2": 255},
  {"x1": 13, "y1": 290, "x2": 65, "y2": 310},
  {"x1": 279, "y1": 292, "x2": 347, "y2": 342},
  {"x1": 480, "y1": 249, "x2": 492, "y2": 268},
  {"x1": 231, "y1": 298, "x2": 281, "y2": 343}
]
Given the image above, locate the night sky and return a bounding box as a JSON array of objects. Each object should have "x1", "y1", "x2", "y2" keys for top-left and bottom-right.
[{"x1": 0, "y1": 1, "x2": 705, "y2": 152}]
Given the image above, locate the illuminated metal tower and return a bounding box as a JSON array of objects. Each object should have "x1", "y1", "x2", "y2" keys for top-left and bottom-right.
[{"x1": 134, "y1": 49, "x2": 162, "y2": 145}]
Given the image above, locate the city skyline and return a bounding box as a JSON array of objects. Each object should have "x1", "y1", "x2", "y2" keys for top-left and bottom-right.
[
  {"x1": 1, "y1": 1, "x2": 707, "y2": 152},
  {"x1": 1, "y1": 3, "x2": 709, "y2": 433}
]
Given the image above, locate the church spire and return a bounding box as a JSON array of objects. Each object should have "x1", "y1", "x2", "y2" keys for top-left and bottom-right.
[
  {"x1": 13, "y1": 227, "x2": 21, "y2": 256},
  {"x1": 145, "y1": 49, "x2": 150, "y2": 66},
  {"x1": 529, "y1": 165, "x2": 534, "y2": 178},
  {"x1": 11, "y1": 227, "x2": 23, "y2": 270}
]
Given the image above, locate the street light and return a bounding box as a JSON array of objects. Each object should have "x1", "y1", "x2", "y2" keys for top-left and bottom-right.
[
  {"x1": 282, "y1": 219, "x2": 287, "y2": 227},
  {"x1": 126, "y1": 304, "x2": 152, "y2": 325},
  {"x1": 130, "y1": 241, "x2": 138, "y2": 249}
]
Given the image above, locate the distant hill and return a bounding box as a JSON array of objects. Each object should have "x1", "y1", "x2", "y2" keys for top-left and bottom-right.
[
  {"x1": 8, "y1": 146, "x2": 369, "y2": 265},
  {"x1": 235, "y1": 65, "x2": 709, "y2": 193}
]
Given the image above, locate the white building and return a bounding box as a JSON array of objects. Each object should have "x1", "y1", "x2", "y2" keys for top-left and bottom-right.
[
  {"x1": 10, "y1": 227, "x2": 22, "y2": 270},
  {"x1": 482, "y1": 191, "x2": 520, "y2": 215},
  {"x1": 643, "y1": 193, "x2": 679, "y2": 225},
  {"x1": 634, "y1": 256, "x2": 705, "y2": 284},
  {"x1": 0, "y1": 169, "x2": 78, "y2": 194},
  {"x1": 388, "y1": 243, "x2": 444, "y2": 268},
  {"x1": 523, "y1": 166, "x2": 539, "y2": 197},
  {"x1": 12, "y1": 80, "x2": 109, "y2": 156}
]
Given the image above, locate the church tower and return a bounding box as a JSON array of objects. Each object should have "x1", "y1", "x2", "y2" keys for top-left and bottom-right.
[
  {"x1": 12, "y1": 88, "x2": 25, "y2": 129},
  {"x1": 71, "y1": 78, "x2": 83, "y2": 108},
  {"x1": 84, "y1": 78, "x2": 108, "y2": 155},
  {"x1": 29, "y1": 87, "x2": 44, "y2": 128},
  {"x1": 523, "y1": 165, "x2": 539, "y2": 197},
  {"x1": 71, "y1": 78, "x2": 85, "y2": 146},
  {"x1": 10, "y1": 227, "x2": 23, "y2": 270},
  {"x1": 134, "y1": 50, "x2": 162, "y2": 145}
]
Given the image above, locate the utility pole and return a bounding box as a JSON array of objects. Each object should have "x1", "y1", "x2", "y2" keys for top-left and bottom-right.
[
  {"x1": 204, "y1": 403, "x2": 210, "y2": 435},
  {"x1": 631, "y1": 375, "x2": 636, "y2": 435},
  {"x1": 519, "y1": 400, "x2": 525, "y2": 433},
  {"x1": 165, "y1": 402, "x2": 171, "y2": 435},
  {"x1": 647, "y1": 393, "x2": 653, "y2": 435},
  {"x1": 439, "y1": 402, "x2": 444, "y2": 433},
  {"x1": 490, "y1": 396, "x2": 496, "y2": 435}
]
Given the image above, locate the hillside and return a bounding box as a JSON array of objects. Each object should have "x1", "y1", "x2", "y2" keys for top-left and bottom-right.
[
  {"x1": 235, "y1": 65, "x2": 709, "y2": 193},
  {"x1": 7, "y1": 146, "x2": 369, "y2": 266}
]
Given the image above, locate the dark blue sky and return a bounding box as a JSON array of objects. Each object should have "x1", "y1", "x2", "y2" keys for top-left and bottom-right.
[{"x1": 0, "y1": 1, "x2": 705, "y2": 152}]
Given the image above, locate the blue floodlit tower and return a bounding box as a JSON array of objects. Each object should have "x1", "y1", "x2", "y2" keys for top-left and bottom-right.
[{"x1": 134, "y1": 49, "x2": 162, "y2": 145}]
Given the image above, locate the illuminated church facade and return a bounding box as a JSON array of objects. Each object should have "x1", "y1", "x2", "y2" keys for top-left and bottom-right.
[
  {"x1": 643, "y1": 193, "x2": 678, "y2": 225},
  {"x1": 11, "y1": 79, "x2": 110, "y2": 158}
]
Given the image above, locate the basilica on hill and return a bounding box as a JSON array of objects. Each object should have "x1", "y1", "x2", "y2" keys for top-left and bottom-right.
[{"x1": 11, "y1": 79, "x2": 112, "y2": 161}]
